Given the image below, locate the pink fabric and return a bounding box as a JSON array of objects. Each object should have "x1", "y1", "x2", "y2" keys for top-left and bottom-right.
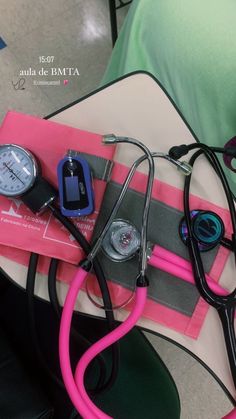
[
  {"x1": 222, "y1": 408, "x2": 236, "y2": 419},
  {"x1": 0, "y1": 111, "x2": 115, "y2": 264}
]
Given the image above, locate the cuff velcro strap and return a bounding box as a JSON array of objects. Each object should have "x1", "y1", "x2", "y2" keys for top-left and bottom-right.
[{"x1": 78, "y1": 152, "x2": 114, "y2": 182}]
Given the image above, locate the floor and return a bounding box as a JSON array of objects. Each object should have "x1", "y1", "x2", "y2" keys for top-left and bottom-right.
[
  {"x1": 0, "y1": 0, "x2": 127, "y2": 124},
  {"x1": 0, "y1": 1, "x2": 233, "y2": 418}
]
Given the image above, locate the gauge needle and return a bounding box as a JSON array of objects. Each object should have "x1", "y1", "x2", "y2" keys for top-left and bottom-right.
[{"x1": 3, "y1": 162, "x2": 25, "y2": 185}]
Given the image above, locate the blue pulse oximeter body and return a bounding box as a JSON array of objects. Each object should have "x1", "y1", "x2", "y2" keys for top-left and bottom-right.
[{"x1": 57, "y1": 151, "x2": 94, "y2": 217}]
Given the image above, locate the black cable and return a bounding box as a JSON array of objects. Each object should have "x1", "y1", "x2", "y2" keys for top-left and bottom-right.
[
  {"x1": 185, "y1": 143, "x2": 236, "y2": 235},
  {"x1": 48, "y1": 204, "x2": 120, "y2": 393},
  {"x1": 27, "y1": 254, "x2": 108, "y2": 395},
  {"x1": 183, "y1": 147, "x2": 236, "y2": 244},
  {"x1": 169, "y1": 142, "x2": 236, "y2": 232},
  {"x1": 48, "y1": 258, "x2": 107, "y2": 394},
  {"x1": 26, "y1": 252, "x2": 64, "y2": 389},
  {"x1": 27, "y1": 254, "x2": 105, "y2": 419},
  {"x1": 69, "y1": 408, "x2": 80, "y2": 419},
  {"x1": 183, "y1": 148, "x2": 236, "y2": 389},
  {"x1": 183, "y1": 148, "x2": 236, "y2": 300}
]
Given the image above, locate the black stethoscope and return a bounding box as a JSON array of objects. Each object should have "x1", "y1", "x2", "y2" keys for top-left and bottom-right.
[{"x1": 170, "y1": 142, "x2": 236, "y2": 390}]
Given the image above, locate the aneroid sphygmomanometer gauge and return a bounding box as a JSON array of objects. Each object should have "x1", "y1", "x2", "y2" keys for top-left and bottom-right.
[
  {"x1": 102, "y1": 219, "x2": 141, "y2": 261},
  {"x1": 0, "y1": 144, "x2": 57, "y2": 213},
  {"x1": 0, "y1": 144, "x2": 38, "y2": 197}
]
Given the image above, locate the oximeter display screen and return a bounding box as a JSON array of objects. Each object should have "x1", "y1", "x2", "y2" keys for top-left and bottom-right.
[
  {"x1": 65, "y1": 176, "x2": 80, "y2": 202},
  {"x1": 62, "y1": 160, "x2": 89, "y2": 210}
]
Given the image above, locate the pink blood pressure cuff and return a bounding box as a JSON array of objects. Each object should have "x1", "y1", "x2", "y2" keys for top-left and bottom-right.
[{"x1": 0, "y1": 111, "x2": 230, "y2": 339}]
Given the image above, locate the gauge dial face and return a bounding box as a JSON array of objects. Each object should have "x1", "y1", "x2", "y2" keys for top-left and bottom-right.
[{"x1": 0, "y1": 144, "x2": 38, "y2": 197}]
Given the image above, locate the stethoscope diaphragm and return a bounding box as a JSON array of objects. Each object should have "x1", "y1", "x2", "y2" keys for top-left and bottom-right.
[
  {"x1": 86, "y1": 219, "x2": 140, "y2": 310},
  {"x1": 102, "y1": 219, "x2": 141, "y2": 261},
  {"x1": 179, "y1": 209, "x2": 225, "y2": 251}
]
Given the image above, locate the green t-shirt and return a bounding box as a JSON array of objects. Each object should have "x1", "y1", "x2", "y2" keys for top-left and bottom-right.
[{"x1": 102, "y1": 0, "x2": 236, "y2": 192}]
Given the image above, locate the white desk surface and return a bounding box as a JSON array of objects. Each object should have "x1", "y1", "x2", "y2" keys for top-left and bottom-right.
[{"x1": 1, "y1": 72, "x2": 235, "y2": 400}]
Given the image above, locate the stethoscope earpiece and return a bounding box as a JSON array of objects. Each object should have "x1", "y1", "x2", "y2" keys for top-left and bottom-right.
[{"x1": 179, "y1": 209, "x2": 225, "y2": 252}]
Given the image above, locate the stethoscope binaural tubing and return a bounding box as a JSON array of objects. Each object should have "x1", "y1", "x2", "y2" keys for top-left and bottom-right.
[
  {"x1": 183, "y1": 146, "x2": 236, "y2": 390},
  {"x1": 184, "y1": 147, "x2": 236, "y2": 304}
]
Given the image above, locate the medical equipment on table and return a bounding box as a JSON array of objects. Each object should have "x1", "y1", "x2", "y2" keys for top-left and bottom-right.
[
  {"x1": 59, "y1": 135, "x2": 194, "y2": 418},
  {"x1": 57, "y1": 150, "x2": 94, "y2": 217},
  {"x1": 60, "y1": 136, "x2": 236, "y2": 419},
  {"x1": 1, "y1": 137, "x2": 236, "y2": 418},
  {"x1": 0, "y1": 143, "x2": 120, "y2": 394},
  {"x1": 84, "y1": 150, "x2": 194, "y2": 311},
  {"x1": 59, "y1": 135, "x2": 154, "y2": 418}
]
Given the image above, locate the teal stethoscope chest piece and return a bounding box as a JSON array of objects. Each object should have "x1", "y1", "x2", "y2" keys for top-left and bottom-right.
[
  {"x1": 179, "y1": 209, "x2": 225, "y2": 251},
  {"x1": 192, "y1": 211, "x2": 224, "y2": 246},
  {"x1": 0, "y1": 144, "x2": 38, "y2": 197}
]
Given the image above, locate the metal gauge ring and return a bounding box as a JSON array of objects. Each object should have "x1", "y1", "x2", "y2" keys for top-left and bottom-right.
[{"x1": 0, "y1": 144, "x2": 38, "y2": 197}]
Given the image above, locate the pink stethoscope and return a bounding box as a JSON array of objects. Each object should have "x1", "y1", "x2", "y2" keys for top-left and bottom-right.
[
  {"x1": 101, "y1": 217, "x2": 230, "y2": 299},
  {"x1": 58, "y1": 135, "x2": 235, "y2": 419}
]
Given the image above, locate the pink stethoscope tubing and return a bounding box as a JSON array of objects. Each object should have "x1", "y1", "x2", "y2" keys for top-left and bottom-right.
[
  {"x1": 59, "y1": 267, "x2": 96, "y2": 418},
  {"x1": 74, "y1": 286, "x2": 147, "y2": 419},
  {"x1": 58, "y1": 239, "x2": 233, "y2": 418},
  {"x1": 59, "y1": 266, "x2": 147, "y2": 419},
  {"x1": 150, "y1": 244, "x2": 230, "y2": 297},
  {"x1": 222, "y1": 408, "x2": 236, "y2": 418}
]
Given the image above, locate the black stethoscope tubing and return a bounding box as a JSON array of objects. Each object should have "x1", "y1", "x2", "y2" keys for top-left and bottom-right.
[
  {"x1": 48, "y1": 204, "x2": 120, "y2": 392},
  {"x1": 26, "y1": 252, "x2": 65, "y2": 388},
  {"x1": 25, "y1": 202, "x2": 120, "y2": 395},
  {"x1": 184, "y1": 146, "x2": 236, "y2": 389}
]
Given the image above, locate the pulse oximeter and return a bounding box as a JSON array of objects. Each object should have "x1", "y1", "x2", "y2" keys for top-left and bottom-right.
[{"x1": 57, "y1": 150, "x2": 94, "y2": 217}]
